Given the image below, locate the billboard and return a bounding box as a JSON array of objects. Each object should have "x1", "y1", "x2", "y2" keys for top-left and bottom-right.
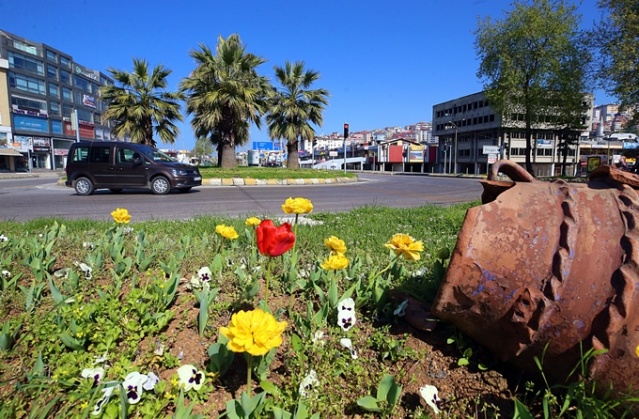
[{"x1": 253, "y1": 141, "x2": 281, "y2": 151}]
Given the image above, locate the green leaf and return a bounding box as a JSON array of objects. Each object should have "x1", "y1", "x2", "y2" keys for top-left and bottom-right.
[
  {"x1": 47, "y1": 276, "x2": 64, "y2": 305},
  {"x1": 513, "y1": 398, "x2": 535, "y2": 419},
  {"x1": 328, "y1": 277, "x2": 338, "y2": 308},
  {"x1": 457, "y1": 357, "x2": 470, "y2": 367},
  {"x1": 356, "y1": 395, "x2": 382, "y2": 412},
  {"x1": 59, "y1": 333, "x2": 84, "y2": 351},
  {"x1": 259, "y1": 379, "x2": 279, "y2": 396},
  {"x1": 377, "y1": 374, "x2": 394, "y2": 401}
]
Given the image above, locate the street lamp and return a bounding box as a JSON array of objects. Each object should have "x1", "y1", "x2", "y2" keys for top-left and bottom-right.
[{"x1": 448, "y1": 121, "x2": 458, "y2": 174}]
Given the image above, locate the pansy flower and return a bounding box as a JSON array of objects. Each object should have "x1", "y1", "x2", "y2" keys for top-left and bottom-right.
[
  {"x1": 92, "y1": 386, "x2": 115, "y2": 416},
  {"x1": 419, "y1": 384, "x2": 442, "y2": 415},
  {"x1": 177, "y1": 364, "x2": 205, "y2": 391},
  {"x1": 1, "y1": 269, "x2": 10, "y2": 278},
  {"x1": 81, "y1": 367, "x2": 105, "y2": 387},
  {"x1": 298, "y1": 369, "x2": 319, "y2": 397},
  {"x1": 340, "y1": 338, "x2": 358, "y2": 359},
  {"x1": 337, "y1": 297, "x2": 356, "y2": 331},
  {"x1": 122, "y1": 371, "x2": 148, "y2": 404},
  {"x1": 0, "y1": 234, "x2": 8, "y2": 242},
  {"x1": 143, "y1": 371, "x2": 160, "y2": 391}
]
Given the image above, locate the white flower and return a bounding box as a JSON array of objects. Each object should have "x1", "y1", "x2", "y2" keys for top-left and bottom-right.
[
  {"x1": 143, "y1": 371, "x2": 160, "y2": 391},
  {"x1": 337, "y1": 298, "x2": 357, "y2": 331},
  {"x1": 123, "y1": 227, "x2": 134, "y2": 234},
  {"x1": 54, "y1": 268, "x2": 70, "y2": 279},
  {"x1": 419, "y1": 385, "x2": 442, "y2": 415},
  {"x1": 83, "y1": 241, "x2": 95, "y2": 250},
  {"x1": 92, "y1": 385, "x2": 115, "y2": 416},
  {"x1": 93, "y1": 353, "x2": 108, "y2": 365},
  {"x1": 177, "y1": 364, "x2": 205, "y2": 391},
  {"x1": 0, "y1": 234, "x2": 7, "y2": 242},
  {"x1": 298, "y1": 369, "x2": 319, "y2": 397},
  {"x1": 1, "y1": 269, "x2": 10, "y2": 278},
  {"x1": 312, "y1": 330, "x2": 325, "y2": 345},
  {"x1": 393, "y1": 299, "x2": 409, "y2": 317},
  {"x1": 122, "y1": 371, "x2": 148, "y2": 404},
  {"x1": 74, "y1": 261, "x2": 92, "y2": 279},
  {"x1": 339, "y1": 338, "x2": 358, "y2": 359},
  {"x1": 190, "y1": 267, "x2": 212, "y2": 289},
  {"x1": 81, "y1": 367, "x2": 105, "y2": 387}
]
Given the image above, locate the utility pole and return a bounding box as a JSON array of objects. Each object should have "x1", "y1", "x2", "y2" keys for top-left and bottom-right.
[{"x1": 343, "y1": 123, "x2": 349, "y2": 174}]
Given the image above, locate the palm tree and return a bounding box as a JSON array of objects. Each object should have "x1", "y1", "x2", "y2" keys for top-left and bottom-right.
[
  {"x1": 266, "y1": 61, "x2": 329, "y2": 169},
  {"x1": 100, "y1": 59, "x2": 184, "y2": 147},
  {"x1": 181, "y1": 34, "x2": 270, "y2": 168}
]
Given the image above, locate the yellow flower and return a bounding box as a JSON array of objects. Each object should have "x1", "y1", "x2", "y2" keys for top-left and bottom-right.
[
  {"x1": 110, "y1": 208, "x2": 131, "y2": 224},
  {"x1": 320, "y1": 254, "x2": 350, "y2": 270},
  {"x1": 245, "y1": 217, "x2": 261, "y2": 227},
  {"x1": 281, "y1": 197, "x2": 313, "y2": 214},
  {"x1": 385, "y1": 233, "x2": 424, "y2": 261},
  {"x1": 216, "y1": 224, "x2": 239, "y2": 240},
  {"x1": 219, "y1": 308, "x2": 287, "y2": 356},
  {"x1": 324, "y1": 236, "x2": 347, "y2": 255}
]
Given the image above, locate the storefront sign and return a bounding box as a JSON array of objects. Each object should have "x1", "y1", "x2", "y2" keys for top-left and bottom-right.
[{"x1": 409, "y1": 145, "x2": 424, "y2": 162}]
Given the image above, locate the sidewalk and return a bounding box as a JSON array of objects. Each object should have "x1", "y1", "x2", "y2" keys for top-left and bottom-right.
[{"x1": 0, "y1": 169, "x2": 65, "y2": 180}]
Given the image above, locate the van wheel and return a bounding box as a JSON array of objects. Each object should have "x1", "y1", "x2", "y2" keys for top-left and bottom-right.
[
  {"x1": 151, "y1": 176, "x2": 171, "y2": 195},
  {"x1": 177, "y1": 187, "x2": 192, "y2": 193},
  {"x1": 75, "y1": 177, "x2": 94, "y2": 196}
]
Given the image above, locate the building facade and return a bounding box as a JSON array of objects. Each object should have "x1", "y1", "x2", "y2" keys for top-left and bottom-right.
[
  {"x1": 0, "y1": 29, "x2": 115, "y2": 172},
  {"x1": 432, "y1": 91, "x2": 594, "y2": 177}
]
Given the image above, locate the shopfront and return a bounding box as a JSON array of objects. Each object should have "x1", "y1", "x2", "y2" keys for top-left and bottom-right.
[{"x1": 52, "y1": 138, "x2": 74, "y2": 169}]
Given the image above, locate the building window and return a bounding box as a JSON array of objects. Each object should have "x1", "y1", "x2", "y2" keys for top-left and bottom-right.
[
  {"x1": 8, "y1": 51, "x2": 44, "y2": 76},
  {"x1": 11, "y1": 96, "x2": 47, "y2": 113},
  {"x1": 60, "y1": 69, "x2": 71, "y2": 85},
  {"x1": 47, "y1": 65, "x2": 57, "y2": 79},
  {"x1": 77, "y1": 108, "x2": 93, "y2": 123},
  {"x1": 48, "y1": 82, "x2": 59, "y2": 98},
  {"x1": 49, "y1": 101, "x2": 61, "y2": 116},
  {"x1": 62, "y1": 104, "x2": 73, "y2": 118},
  {"x1": 59, "y1": 56, "x2": 70, "y2": 68},
  {"x1": 62, "y1": 87, "x2": 72, "y2": 101},
  {"x1": 13, "y1": 40, "x2": 37, "y2": 55},
  {"x1": 74, "y1": 75, "x2": 91, "y2": 92},
  {"x1": 46, "y1": 50, "x2": 57, "y2": 62},
  {"x1": 9, "y1": 72, "x2": 46, "y2": 95}
]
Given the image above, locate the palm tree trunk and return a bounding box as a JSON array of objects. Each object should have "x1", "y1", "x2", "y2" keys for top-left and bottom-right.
[
  {"x1": 220, "y1": 142, "x2": 237, "y2": 168},
  {"x1": 287, "y1": 140, "x2": 299, "y2": 169}
]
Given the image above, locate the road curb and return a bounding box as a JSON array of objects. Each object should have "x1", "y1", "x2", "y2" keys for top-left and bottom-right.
[{"x1": 53, "y1": 176, "x2": 358, "y2": 187}]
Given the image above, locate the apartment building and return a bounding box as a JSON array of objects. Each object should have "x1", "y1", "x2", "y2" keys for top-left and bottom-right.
[
  {"x1": 0, "y1": 29, "x2": 115, "y2": 172},
  {"x1": 432, "y1": 91, "x2": 593, "y2": 177}
]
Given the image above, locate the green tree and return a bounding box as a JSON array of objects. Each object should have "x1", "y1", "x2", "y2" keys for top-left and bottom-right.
[
  {"x1": 193, "y1": 136, "x2": 214, "y2": 162},
  {"x1": 100, "y1": 58, "x2": 184, "y2": 147},
  {"x1": 592, "y1": 0, "x2": 639, "y2": 126},
  {"x1": 181, "y1": 34, "x2": 270, "y2": 168},
  {"x1": 474, "y1": 0, "x2": 589, "y2": 174},
  {"x1": 266, "y1": 61, "x2": 329, "y2": 169}
]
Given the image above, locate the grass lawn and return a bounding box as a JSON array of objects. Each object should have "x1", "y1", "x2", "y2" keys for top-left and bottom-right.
[{"x1": 199, "y1": 166, "x2": 357, "y2": 180}]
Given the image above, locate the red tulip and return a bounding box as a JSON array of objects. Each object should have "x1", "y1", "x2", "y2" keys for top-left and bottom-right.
[{"x1": 256, "y1": 220, "x2": 296, "y2": 257}]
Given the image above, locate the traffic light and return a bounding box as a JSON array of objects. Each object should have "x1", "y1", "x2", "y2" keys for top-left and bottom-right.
[{"x1": 343, "y1": 123, "x2": 349, "y2": 139}]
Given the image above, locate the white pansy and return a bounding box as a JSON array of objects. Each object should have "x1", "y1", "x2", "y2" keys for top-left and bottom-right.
[
  {"x1": 0, "y1": 234, "x2": 7, "y2": 242},
  {"x1": 81, "y1": 367, "x2": 105, "y2": 387},
  {"x1": 393, "y1": 299, "x2": 409, "y2": 317},
  {"x1": 92, "y1": 385, "x2": 115, "y2": 416},
  {"x1": 337, "y1": 297, "x2": 355, "y2": 312},
  {"x1": 122, "y1": 371, "x2": 148, "y2": 404},
  {"x1": 298, "y1": 369, "x2": 319, "y2": 397},
  {"x1": 1, "y1": 269, "x2": 10, "y2": 278},
  {"x1": 54, "y1": 268, "x2": 70, "y2": 279},
  {"x1": 143, "y1": 371, "x2": 160, "y2": 391},
  {"x1": 74, "y1": 261, "x2": 93, "y2": 279},
  {"x1": 83, "y1": 241, "x2": 95, "y2": 250},
  {"x1": 122, "y1": 227, "x2": 134, "y2": 234},
  {"x1": 177, "y1": 364, "x2": 205, "y2": 391},
  {"x1": 339, "y1": 338, "x2": 359, "y2": 359},
  {"x1": 312, "y1": 330, "x2": 325, "y2": 345},
  {"x1": 419, "y1": 384, "x2": 442, "y2": 415},
  {"x1": 337, "y1": 297, "x2": 357, "y2": 331},
  {"x1": 93, "y1": 353, "x2": 108, "y2": 365}
]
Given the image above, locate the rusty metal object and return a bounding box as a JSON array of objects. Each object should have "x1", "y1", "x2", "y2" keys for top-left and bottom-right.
[{"x1": 432, "y1": 160, "x2": 639, "y2": 397}]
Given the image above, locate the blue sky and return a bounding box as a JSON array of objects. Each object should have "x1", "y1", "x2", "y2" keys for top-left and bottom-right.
[{"x1": 1, "y1": 0, "x2": 611, "y2": 150}]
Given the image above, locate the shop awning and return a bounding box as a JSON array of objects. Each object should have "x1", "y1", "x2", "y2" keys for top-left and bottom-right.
[{"x1": 0, "y1": 148, "x2": 23, "y2": 156}]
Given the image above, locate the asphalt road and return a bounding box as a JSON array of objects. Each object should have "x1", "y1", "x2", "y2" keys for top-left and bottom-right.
[{"x1": 0, "y1": 173, "x2": 483, "y2": 222}]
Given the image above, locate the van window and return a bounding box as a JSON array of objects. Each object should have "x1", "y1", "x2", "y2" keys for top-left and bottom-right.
[
  {"x1": 70, "y1": 146, "x2": 89, "y2": 162},
  {"x1": 117, "y1": 147, "x2": 140, "y2": 163},
  {"x1": 90, "y1": 146, "x2": 111, "y2": 163}
]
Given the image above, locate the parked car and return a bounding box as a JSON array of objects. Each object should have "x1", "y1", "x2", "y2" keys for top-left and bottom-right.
[{"x1": 65, "y1": 141, "x2": 202, "y2": 195}]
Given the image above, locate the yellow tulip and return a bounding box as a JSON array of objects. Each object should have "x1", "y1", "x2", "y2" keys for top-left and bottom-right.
[
  {"x1": 385, "y1": 233, "x2": 424, "y2": 261},
  {"x1": 216, "y1": 224, "x2": 239, "y2": 240},
  {"x1": 320, "y1": 254, "x2": 350, "y2": 270},
  {"x1": 281, "y1": 197, "x2": 313, "y2": 214},
  {"x1": 219, "y1": 308, "x2": 287, "y2": 356},
  {"x1": 245, "y1": 217, "x2": 261, "y2": 227},
  {"x1": 324, "y1": 236, "x2": 347, "y2": 255},
  {"x1": 110, "y1": 208, "x2": 131, "y2": 224}
]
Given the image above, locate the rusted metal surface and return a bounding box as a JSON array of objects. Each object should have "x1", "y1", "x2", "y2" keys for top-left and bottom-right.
[{"x1": 432, "y1": 160, "x2": 639, "y2": 397}]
